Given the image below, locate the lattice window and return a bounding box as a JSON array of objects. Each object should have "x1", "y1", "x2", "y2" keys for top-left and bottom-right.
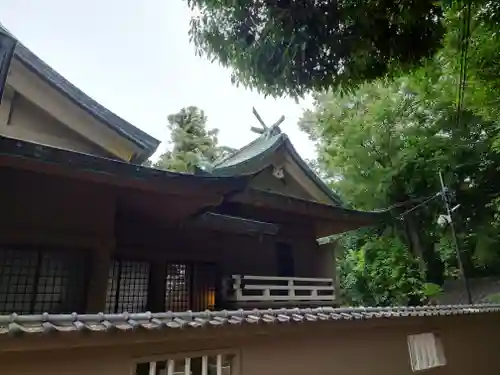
[
  {"x1": 407, "y1": 332, "x2": 446, "y2": 371},
  {"x1": 105, "y1": 260, "x2": 150, "y2": 313},
  {"x1": 135, "y1": 353, "x2": 236, "y2": 375},
  {"x1": 0, "y1": 248, "x2": 87, "y2": 314},
  {"x1": 165, "y1": 263, "x2": 191, "y2": 312},
  {"x1": 165, "y1": 263, "x2": 218, "y2": 312}
]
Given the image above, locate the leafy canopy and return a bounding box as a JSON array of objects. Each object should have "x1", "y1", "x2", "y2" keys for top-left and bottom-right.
[
  {"x1": 302, "y1": 2, "x2": 500, "y2": 304},
  {"x1": 187, "y1": 0, "x2": 444, "y2": 98},
  {"x1": 339, "y1": 230, "x2": 424, "y2": 306}
]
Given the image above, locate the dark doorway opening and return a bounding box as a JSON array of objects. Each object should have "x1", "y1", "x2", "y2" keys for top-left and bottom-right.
[{"x1": 276, "y1": 242, "x2": 295, "y2": 277}]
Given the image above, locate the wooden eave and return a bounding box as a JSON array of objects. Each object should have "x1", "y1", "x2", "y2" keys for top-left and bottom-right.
[
  {"x1": 223, "y1": 189, "x2": 389, "y2": 238},
  {"x1": 0, "y1": 136, "x2": 387, "y2": 237},
  {"x1": 0, "y1": 136, "x2": 250, "y2": 223}
]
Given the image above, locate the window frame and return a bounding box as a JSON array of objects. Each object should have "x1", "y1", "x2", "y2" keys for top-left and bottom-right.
[
  {"x1": 407, "y1": 332, "x2": 446, "y2": 372},
  {"x1": 105, "y1": 257, "x2": 152, "y2": 314},
  {"x1": 131, "y1": 347, "x2": 240, "y2": 375},
  {"x1": 0, "y1": 246, "x2": 89, "y2": 314},
  {"x1": 164, "y1": 261, "x2": 219, "y2": 312}
]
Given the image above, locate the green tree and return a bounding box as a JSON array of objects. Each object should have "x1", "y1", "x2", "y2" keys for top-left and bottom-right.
[
  {"x1": 187, "y1": 0, "x2": 444, "y2": 98},
  {"x1": 339, "y1": 230, "x2": 424, "y2": 306},
  {"x1": 306, "y1": 72, "x2": 500, "y2": 275},
  {"x1": 300, "y1": 4, "x2": 500, "y2": 303},
  {"x1": 155, "y1": 106, "x2": 235, "y2": 173}
]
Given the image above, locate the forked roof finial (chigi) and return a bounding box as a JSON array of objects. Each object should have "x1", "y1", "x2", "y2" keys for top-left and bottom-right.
[{"x1": 250, "y1": 107, "x2": 285, "y2": 137}]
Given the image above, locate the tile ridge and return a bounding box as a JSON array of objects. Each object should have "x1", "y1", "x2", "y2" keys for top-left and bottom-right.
[{"x1": 1, "y1": 303, "x2": 499, "y2": 332}]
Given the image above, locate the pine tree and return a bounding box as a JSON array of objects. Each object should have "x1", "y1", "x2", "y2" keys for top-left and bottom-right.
[{"x1": 155, "y1": 106, "x2": 234, "y2": 173}]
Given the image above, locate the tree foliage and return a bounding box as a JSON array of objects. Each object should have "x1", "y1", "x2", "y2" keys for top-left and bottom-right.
[
  {"x1": 339, "y1": 230, "x2": 424, "y2": 306},
  {"x1": 302, "y1": 2, "x2": 500, "y2": 305},
  {"x1": 187, "y1": 0, "x2": 444, "y2": 98},
  {"x1": 155, "y1": 106, "x2": 235, "y2": 173}
]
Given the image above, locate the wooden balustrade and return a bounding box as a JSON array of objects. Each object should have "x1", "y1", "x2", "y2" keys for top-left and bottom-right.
[{"x1": 228, "y1": 275, "x2": 336, "y2": 304}]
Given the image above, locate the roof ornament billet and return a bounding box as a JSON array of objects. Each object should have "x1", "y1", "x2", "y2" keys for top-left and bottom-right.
[{"x1": 250, "y1": 107, "x2": 285, "y2": 138}]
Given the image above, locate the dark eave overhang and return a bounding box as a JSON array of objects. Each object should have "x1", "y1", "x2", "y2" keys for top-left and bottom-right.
[
  {"x1": 0, "y1": 22, "x2": 160, "y2": 163},
  {"x1": 226, "y1": 189, "x2": 390, "y2": 237},
  {"x1": 193, "y1": 212, "x2": 279, "y2": 236},
  {"x1": 0, "y1": 135, "x2": 248, "y2": 198},
  {"x1": 0, "y1": 136, "x2": 384, "y2": 238}
]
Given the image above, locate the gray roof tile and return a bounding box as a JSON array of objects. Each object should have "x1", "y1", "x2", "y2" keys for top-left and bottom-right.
[{"x1": 1, "y1": 305, "x2": 499, "y2": 337}]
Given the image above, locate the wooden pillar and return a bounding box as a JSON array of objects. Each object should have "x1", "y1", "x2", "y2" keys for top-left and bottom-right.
[
  {"x1": 317, "y1": 242, "x2": 336, "y2": 278},
  {"x1": 147, "y1": 261, "x2": 166, "y2": 312},
  {"x1": 319, "y1": 241, "x2": 341, "y2": 304},
  {"x1": 86, "y1": 246, "x2": 112, "y2": 313},
  {"x1": 331, "y1": 244, "x2": 341, "y2": 304}
]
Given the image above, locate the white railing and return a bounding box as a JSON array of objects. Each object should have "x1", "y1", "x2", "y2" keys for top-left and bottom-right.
[{"x1": 229, "y1": 275, "x2": 335, "y2": 303}]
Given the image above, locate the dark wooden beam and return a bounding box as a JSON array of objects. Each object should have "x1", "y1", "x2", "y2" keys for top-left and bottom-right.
[{"x1": 193, "y1": 212, "x2": 279, "y2": 235}]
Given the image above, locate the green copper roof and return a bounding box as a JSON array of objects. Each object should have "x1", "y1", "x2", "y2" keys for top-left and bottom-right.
[
  {"x1": 205, "y1": 125, "x2": 344, "y2": 206},
  {"x1": 212, "y1": 125, "x2": 283, "y2": 170},
  {"x1": 214, "y1": 134, "x2": 283, "y2": 169}
]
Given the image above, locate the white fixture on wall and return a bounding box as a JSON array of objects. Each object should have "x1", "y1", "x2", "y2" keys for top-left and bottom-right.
[
  {"x1": 272, "y1": 165, "x2": 285, "y2": 179},
  {"x1": 407, "y1": 332, "x2": 446, "y2": 371}
]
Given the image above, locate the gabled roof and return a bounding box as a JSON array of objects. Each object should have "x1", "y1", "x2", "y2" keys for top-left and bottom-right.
[
  {"x1": 0, "y1": 23, "x2": 160, "y2": 163},
  {"x1": 208, "y1": 125, "x2": 343, "y2": 206}
]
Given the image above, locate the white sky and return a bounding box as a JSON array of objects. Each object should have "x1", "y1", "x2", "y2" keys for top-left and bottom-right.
[{"x1": 0, "y1": 0, "x2": 316, "y2": 161}]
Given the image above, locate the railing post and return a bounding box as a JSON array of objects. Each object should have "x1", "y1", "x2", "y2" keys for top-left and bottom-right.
[
  {"x1": 148, "y1": 361, "x2": 157, "y2": 375},
  {"x1": 233, "y1": 275, "x2": 243, "y2": 300},
  {"x1": 264, "y1": 288, "x2": 271, "y2": 299},
  {"x1": 167, "y1": 359, "x2": 175, "y2": 375},
  {"x1": 202, "y1": 356, "x2": 208, "y2": 375},
  {"x1": 216, "y1": 354, "x2": 223, "y2": 375},
  {"x1": 288, "y1": 279, "x2": 295, "y2": 298},
  {"x1": 319, "y1": 241, "x2": 339, "y2": 303}
]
